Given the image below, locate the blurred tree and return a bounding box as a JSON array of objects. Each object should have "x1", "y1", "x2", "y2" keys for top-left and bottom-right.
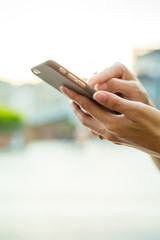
[{"x1": 0, "y1": 105, "x2": 23, "y2": 132}]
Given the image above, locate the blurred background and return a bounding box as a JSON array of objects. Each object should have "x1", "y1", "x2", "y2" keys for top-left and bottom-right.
[{"x1": 0, "y1": 0, "x2": 160, "y2": 239}]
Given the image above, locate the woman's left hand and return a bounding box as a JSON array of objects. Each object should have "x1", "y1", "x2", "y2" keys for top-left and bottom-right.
[{"x1": 60, "y1": 86, "x2": 160, "y2": 157}]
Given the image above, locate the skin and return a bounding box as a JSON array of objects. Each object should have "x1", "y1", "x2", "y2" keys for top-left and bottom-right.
[{"x1": 60, "y1": 63, "x2": 160, "y2": 169}]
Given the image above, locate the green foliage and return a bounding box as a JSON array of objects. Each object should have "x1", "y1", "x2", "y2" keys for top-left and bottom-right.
[
  {"x1": 0, "y1": 105, "x2": 23, "y2": 132},
  {"x1": 60, "y1": 118, "x2": 75, "y2": 130}
]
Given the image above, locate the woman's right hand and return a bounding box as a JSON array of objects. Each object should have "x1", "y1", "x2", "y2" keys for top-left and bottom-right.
[
  {"x1": 86, "y1": 62, "x2": 160, "y2": 168},
  {"x1": 87, "y1": 62, "x2": 154, "y2": 107}
]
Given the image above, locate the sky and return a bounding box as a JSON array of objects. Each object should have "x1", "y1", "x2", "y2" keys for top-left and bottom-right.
[{"x1": 0, "y1": 0, "x2": 160, "y2": 84}]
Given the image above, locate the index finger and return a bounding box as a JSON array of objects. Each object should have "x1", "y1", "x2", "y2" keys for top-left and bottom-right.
[
  {"x1": 87, "y1": 62, "x2": 132, "y2": 87},
  {"x1": 60, "y1": 86, "x2": 115, "y2": 125}
]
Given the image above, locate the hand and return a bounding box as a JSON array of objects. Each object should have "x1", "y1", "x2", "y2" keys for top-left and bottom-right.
[
  {"x1": 87, "y1": 62, "x2": 153, "y2": 107},
  {"x1": 60, "y1": 86, "x2": 160, "y2": 157},
  {"x1": 86, "y1": 62, "x2": 154, "y2": 142}
]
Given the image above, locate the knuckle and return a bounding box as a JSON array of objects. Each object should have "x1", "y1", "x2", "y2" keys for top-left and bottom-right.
[
  {"x1": 81, "y1": 100, "x2": 90, "y2": 111},
  {"x1": 127, "y1": 102, "x2": 145, "y2": 122},
  {"x1": 113, "y1": 62, "x2": 125, "y2": 69},
  {"x1": 102, "y1": 70, "x2": 110, "y2": 80},
  {"x1": 131, "y1": 81, "x2": 141, "y2": 93},
  {"x1": 137, "y1": 83, "x2": 147, "y2": 96},
  {"x1": 132, "y1": 103, "x2": 141, "y2": 114},
  {"x1": 107, "y1": 135, "x2": 114, "y2": 142},
  {"x1": 106, "y1": 134, "x2": 118, "y2": 143},
  {"x1": 129, "y1": 82, "x2": 142, "y2": 99},
  {"x1": 98, "y1": 128, "x2": 106, "y2": 136},
  {"x1": 107, "y1": 122, "x2": 120, "y2": 134},
  {"x1": 81, "y1": 102, "x2": 87, "y2": 110},
  {"x1": 132, "y1": 80, "x2": 139, "y2": 88},
  {"x1": 108, "y1": 78, "x2": 117, "y2": 89},
  {"x1": 107, "y1": 79, "x2": 113, "y2": 89},
  {"x1": 134, "y1": 102, "x2": 144, "y2": 115},
  {"x1": 75, "y1": 95, "x2": 91, "y2": 110}
]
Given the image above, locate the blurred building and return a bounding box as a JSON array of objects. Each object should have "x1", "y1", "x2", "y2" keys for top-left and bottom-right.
[
  {"x1": 133, "y1": 49, "x2": 160, "y2": 108},
  {"x1": 0, "y1": 80, "x2": 75, "y2": 121},
  {"x1": 0, "y1": 81, "x2": 77, "y2": 144}
]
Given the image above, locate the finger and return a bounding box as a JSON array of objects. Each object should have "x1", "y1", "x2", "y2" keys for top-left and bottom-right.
[
  {"x1": 89, "y1": 129, "x2": 105, "y2": 140},
  {"x1": 93, "y1": 91, "x2": 137, "y2": 118},
  {"x1": 70, "y1": 100, "x2": 105, "y2": 133},
  {"x1": 87, "y1": 62, "x2": 134, "y2": 87},
  {"x1": 89, "y1": 129, "x2": 99, "y2": 137},
  {"x1": 96, "y1": 79, "x2": 136, "y2": 97},
  {"x1": 70, "y1": 101, "x2": 91, "y2": 117},
  {"x1": 60, "y1": 86, "x2": 114, "y2": 124},
  {"x1": 89, "y1": 119, "x2": 134, "y2": 145},
  {"x1": 70, "y1": 101, "x2": 126, "y2": 143},
  {"x1": 90, "y1": 129, "x2": 123, "y2": 144},
  {"x1": 95, "y1": 82, "x2": 108, "y2": 91},
  {"x1": 90, "y1": 128, "x2": 135, "y2": 146},
  {"x1": 90, "y1": 129, "x2": 114, "y2": 141}
]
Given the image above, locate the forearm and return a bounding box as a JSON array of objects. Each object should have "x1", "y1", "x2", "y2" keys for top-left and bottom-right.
[{"x1": 148, "y1": 102, "x2": 160, "y2": 170}]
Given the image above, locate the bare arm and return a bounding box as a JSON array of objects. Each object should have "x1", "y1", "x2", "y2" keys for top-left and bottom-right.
[
  {"x1": 61, "y1": 63, "x2": 160, "y2": 169},
  {"x1": 87, "y1": 63, "x2": 160, "y2": 169}
]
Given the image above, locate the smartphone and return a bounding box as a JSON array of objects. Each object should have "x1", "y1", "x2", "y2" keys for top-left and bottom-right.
[{"x1": 31, "y1": 60, "x2": 119, "y2": 114}]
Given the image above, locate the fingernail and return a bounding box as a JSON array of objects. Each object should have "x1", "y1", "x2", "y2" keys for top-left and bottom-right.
[
  {"x1": 93, "y1": 92, "x2": 107, "y2": 103},
  {"x1": 60, "y1": 86, "x2": 68, "y2": 95}
]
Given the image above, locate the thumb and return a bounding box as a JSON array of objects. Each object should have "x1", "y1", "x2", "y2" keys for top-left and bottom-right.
[{"x1": 93, "y1": 91, "x2": 136, "y2": 117}]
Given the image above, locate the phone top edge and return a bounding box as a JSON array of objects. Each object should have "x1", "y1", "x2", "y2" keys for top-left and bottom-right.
[
  {"x1": 31, "y1": 60, "x2": 119, "y2": 115},
  {"x1": 45, "y1": 60, "x2": 59, "y2": 69},
  {"x1": 44, "y1": 60, "x2": 97, "y2": 94}
]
